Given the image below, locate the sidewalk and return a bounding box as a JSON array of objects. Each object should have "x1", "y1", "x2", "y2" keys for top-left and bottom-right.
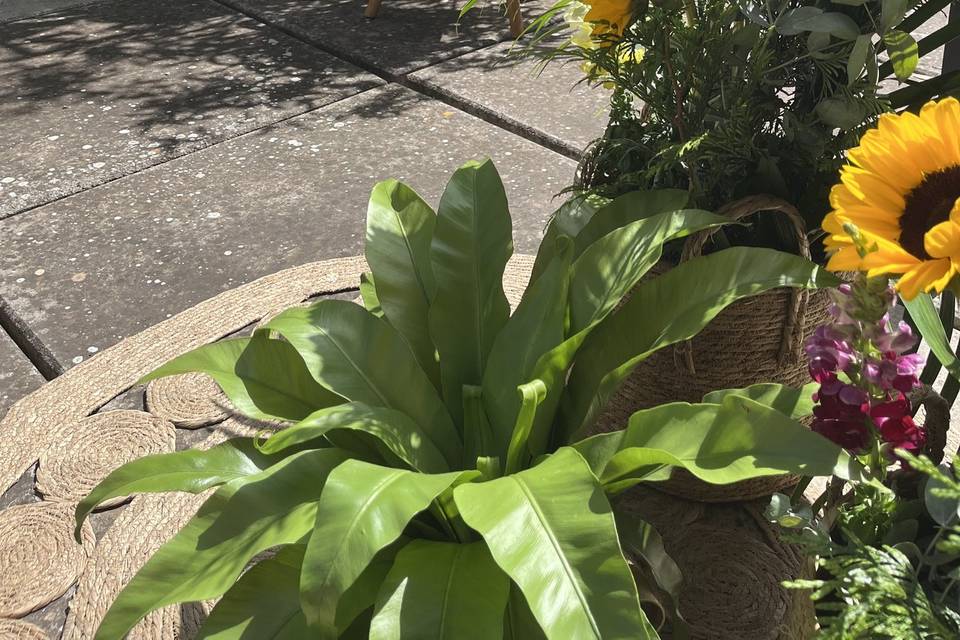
[{"x1": 0, "y1": 0, "x2": 609, "y2": 417}]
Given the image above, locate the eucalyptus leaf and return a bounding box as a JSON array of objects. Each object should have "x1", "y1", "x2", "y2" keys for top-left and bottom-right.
[
  {"x1": 140, "y1": 336, "x2": 342, "y2": 423},
  {"x1": 455, "y1": 448, "x2": 656, "y2": 639},
  {"x1": 365, "y1": 179, "x2": 439, "y2": 385},
  {"x1": 93, "y1": 448, "x2": 349, "y2": 640},
  {"x1": 429, "y1": 159, "x2": 513, "y2": 429},
  {"x1": 369, "y1": 540, "x2": 510, "y2": 640},
  {"x1": 299, "y1": 460, "x2": 466, "y2": 635},
  {"x1": 262, "y1": 299, "x2": 461, "y2": 467},
  {"x1": 816, "y1": 97, "x2": 867, "y2": 130},
  {"x1": 735, "y1": 0, "x2": 771, "y2": 26},
  {"x1": 883, "y1": 30, "x2": 919, "y2": 80},
  {"x1": 881, "y1": 0, "x2": 907, "y2": 32},
  {"x1": 847, "y1": 35, "x2": 872, "y2": 85},
  {"x1": 924, "y1": 469, "x2": 960, "y2": 527},
  {"x1": 777, "y1": 7, "x2": 860, "y2": 40}
]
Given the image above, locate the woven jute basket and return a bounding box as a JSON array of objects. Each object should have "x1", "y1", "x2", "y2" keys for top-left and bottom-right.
[
  {"x1": 616, "y1": 487, "x2": 816, "y2": 640},
  {"x1": 594, "y1": 195, "x2": 832, "y2": 502}
]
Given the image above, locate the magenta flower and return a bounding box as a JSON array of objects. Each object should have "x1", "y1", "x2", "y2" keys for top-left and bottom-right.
[
  {"x1": 804, "y1": 326, "x2": 856, "y2": 382},
  {"x1": 811, "y1": 374, "x2": 872, "y2": 452},
  {"x1": 870, "y1": 396, "x2": 926, "y2": 455}
]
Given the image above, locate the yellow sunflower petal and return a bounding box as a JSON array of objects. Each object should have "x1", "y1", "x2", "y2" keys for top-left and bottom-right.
[
  {"x1": 584, "y1": 0, "x2": 632, "y2": 35},
  {"x1": 896, "y1": 259, "x2": 952, "y2": 300},
  {"x1": 920, "y1": 99, "x2": 960, "y2": 168},
  {"x1": 826, "y1": 247, "x2": 864, "y2": 271},
  {"x1": 840, "y1": 166, "x2": 906, "y2": 212},
  {"x1": 925, "y1": 216, "x2": 960, "y2": 261}
]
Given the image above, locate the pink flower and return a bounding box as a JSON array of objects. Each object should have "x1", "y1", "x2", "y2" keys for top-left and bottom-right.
[
  {"x1": 862, "y1": 352, "x2": 924, "y2": 393},
  {"x1": 805, "y1": 326, "x2": 856, "y2": 382}
]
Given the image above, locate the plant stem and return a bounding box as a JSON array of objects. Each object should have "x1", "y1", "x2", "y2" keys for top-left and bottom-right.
[
  {"x1": 683, "y1": 0, "x2": 697, "y2": 26},
  {"x1": 938, "y1": 576, "x2": 958, "y2": 605}
]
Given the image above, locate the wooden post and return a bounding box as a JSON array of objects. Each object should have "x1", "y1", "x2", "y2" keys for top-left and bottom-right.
[
  {"x1": 365, "y1": 0, "x2": 382, "y2": 19},
  {"x1": 505, "y1": 0, "x2": 523, "y2": 38}
]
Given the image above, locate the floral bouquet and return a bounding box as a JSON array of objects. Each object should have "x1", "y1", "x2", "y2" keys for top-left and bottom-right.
[{"x1": 770, "y1": 99, "x2": 960, "y2": 638}]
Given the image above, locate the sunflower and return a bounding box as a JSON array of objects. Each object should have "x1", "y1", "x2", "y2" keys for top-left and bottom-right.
[
  {"x1": 564, "y1": 0, "x2": 633, "y2": 41},
  {"x1": 822, "y1": 98, "x2": 960, "y2": 300}
]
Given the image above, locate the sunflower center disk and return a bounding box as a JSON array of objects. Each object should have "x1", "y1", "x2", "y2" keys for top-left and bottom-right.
[{"x1": 899, "y1": 165, "x2": 960, "y2": 259}]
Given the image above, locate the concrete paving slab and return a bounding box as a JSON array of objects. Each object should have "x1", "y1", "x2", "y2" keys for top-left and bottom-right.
[
  {"x1": 0, "y1": 84, "x2": 576, "y2": 368},
  {"x1": 222, "y1": 0, "x2": 512, "y2": 76},
  {"x1": 0, "y1": 0, "x2": 102, "y2": 23},
  {"x1": 0, "y1": 0, "x2": 382, "y2": 218},
  {"x1": 410, "y1": 41, "x2": 609, "y2": 152},
  {"x1": 0, "y1": 329, "x2": 43, "y2": 416}
]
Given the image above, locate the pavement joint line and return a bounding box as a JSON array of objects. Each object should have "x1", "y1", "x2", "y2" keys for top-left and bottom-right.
[
  {"x1": 0, "y1": 296, "x2": 64, "y2": 380},
  {"x1": 0, "y1": 81, "x2": 384, "y2": 223},
  {"x1": 209, "y1": 0, "x2": 583, "y2": 161}
]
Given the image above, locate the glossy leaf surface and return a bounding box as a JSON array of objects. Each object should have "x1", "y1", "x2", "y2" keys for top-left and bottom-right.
[
  {"x1": 366, "y1": 180, "x2": 439, "y2": 384},
  {"x1": 94, "y1": 449, "x2": 348, "y2": 640},
  {"x1": 702, "y1": 382, "x2": 818, "y2": 419},
  {"x1": 258, "y1": 402, "x2": 449, "y2": 473},
  {"x1": 455, "y1": 448, "x2": 653, "y2": 639},
  {"x1": 560, "y1": 247, "x2": 839, "y2": 439},
  {"x1": 574, "y1": 397, "x2": 866, "y2": 494},
  {"x1": 429, "y1": 159, "x2": 513, "y2": 428},
  {"x1": 299, "y1": 460, "x2": 464, "y2": 635},
  {"x1": 262, "y1": 300, "x2": 461, "y2": 467},
  {"x1": 369, "y1": 540, "x2": 510, "y2": 640},
  {"x1": 141, "y1": 336, "x2": 341, "y2": 422},
  {"x1": 76, "y1": 438, "x2": 281, "y2": 537}
]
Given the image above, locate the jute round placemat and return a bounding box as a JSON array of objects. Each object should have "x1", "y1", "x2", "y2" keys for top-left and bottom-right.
[
  {"x1": 0, "y1": 502, "x2": 96, "y2": 618},
  {"x1": 62, "y1": 421, "x2": 259, "y2": 640},
  {"x1": 145, "y1": 373, "x2": 230, "y2": 429},
  {"x1": 0, "y1": 256, "x2": 369, "y2": 494},
  {"x1": 36, "y1": 411, "x2": 176, "y2": 507},
  {"x1": 62, "y1": 492, "x2": 210, "y2": 640},
  {"x1": 502, "y1": 254, "x2": 533, "y2": 309},
  {"x1": 0, "y1": 618, "x2": 48, "y2": 640}
]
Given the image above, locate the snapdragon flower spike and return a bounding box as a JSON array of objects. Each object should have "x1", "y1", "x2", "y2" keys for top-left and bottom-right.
[{"x1": 806, "y1": 277, "x2": 927, "y2": 456}]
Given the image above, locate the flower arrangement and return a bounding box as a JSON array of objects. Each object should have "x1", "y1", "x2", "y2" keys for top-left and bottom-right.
[
  {"x1": 764, "y1": 98, "x2": 960, "y2": 637},
  {"x1": 517, "y1": 0, "x2": 955, "y2": 253}
]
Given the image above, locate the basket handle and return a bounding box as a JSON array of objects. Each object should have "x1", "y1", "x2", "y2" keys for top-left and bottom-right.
[{"x1": 674, "y1": 194, "x2": 812, "y2": 374}]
